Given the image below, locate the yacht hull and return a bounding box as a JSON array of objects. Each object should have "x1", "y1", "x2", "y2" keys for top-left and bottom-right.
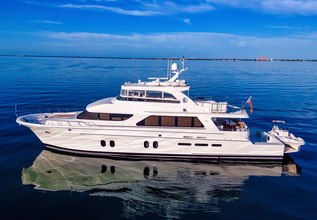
[{"x1": 21, "y1": 122, "x2": 285, "y2": 162}]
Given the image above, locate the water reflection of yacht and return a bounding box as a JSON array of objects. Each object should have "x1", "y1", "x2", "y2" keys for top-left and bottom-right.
[
  {"x1": 17, "y1": 59, "x2": 299, "y2": 161},
  {"x1": 22, "y1": 149, "x2": 300, "y2": 218}
]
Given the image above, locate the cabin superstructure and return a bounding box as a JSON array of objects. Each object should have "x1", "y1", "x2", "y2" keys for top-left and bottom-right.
[{"x1": 79, "y1": 61, "x2": 249, "y2": 133}]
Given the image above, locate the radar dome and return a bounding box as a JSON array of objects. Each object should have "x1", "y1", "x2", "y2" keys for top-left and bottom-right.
[{"x1": 171, "y1": 63, "x2": 178, "y2": 71}]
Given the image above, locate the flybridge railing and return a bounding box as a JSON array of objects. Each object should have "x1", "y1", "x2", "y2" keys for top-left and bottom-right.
[
  {"x1": 192, "y1": 96, "x2": 244, "y2": 104},
  {"x1": 192, "y1": 96, "x2": 247, "y2": 112}
]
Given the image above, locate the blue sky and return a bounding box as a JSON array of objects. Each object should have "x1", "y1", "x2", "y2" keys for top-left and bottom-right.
[{"x1": 1, "y1": 0, "x2": 317, "y2": 58}]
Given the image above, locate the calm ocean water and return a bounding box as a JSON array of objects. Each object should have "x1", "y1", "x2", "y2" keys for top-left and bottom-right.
[{"x1": 0, "y1": 56, "x2": 317, "y2": 219}]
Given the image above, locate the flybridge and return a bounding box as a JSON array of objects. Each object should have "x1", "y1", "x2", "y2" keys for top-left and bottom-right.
[
  {"x1": 119, "y1": 61, "x2": 190, "y2": 103},
  {"x1": 124, "y1": 80, "x2": 188, "y2": 87},
  {"x1": 124, "y1": 60, "x2": 189, "y2": 87}
]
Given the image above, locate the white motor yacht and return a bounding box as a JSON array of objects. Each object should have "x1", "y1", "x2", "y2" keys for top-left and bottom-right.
[{"x1": 16, "y1": 60, "x2": 301, "y2": 161}]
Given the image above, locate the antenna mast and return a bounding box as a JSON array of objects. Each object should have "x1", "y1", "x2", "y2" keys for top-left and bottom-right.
[{"x1": 168, "y1": 56, "x2": 188, "y2": 82}]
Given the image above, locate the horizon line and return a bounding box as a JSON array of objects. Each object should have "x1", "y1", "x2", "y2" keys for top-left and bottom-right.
[{"x1": 1, "y1": 54, "x2": 317, "y2": 62}]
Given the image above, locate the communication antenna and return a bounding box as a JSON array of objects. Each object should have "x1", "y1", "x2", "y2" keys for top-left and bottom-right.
[{"x1": 168, "y1": 56, "x2": 188, "y2": 82}]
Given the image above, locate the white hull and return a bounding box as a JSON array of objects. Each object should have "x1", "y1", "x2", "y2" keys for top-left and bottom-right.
[
  {"x1": 272, "y1": 136, "x2": 304, "y2": 150},
  {"x1": 22, "y1": 122, "x2": 285, "y2": 161}
]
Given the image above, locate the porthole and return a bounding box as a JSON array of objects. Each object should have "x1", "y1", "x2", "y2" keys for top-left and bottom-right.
[
  {"x1": 183, "y1": 97, "x2": 188, "y2": 103},
  {"x1": 144, "y1": 141, "x2": 149, "y2": 148},
  {"x1": 100, "y1": 140, "x2": 106, "y2": 147},
  {"x1": 153, "y1": 141, "x2": 158, "y2": 148},
  {"x1": 110, "y1": 140, "x2": 115, "y2": 147}
]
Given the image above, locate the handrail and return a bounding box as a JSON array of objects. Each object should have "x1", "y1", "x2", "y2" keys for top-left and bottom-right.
[
  {"x1": 15, "y1": 105, "x2": 83, "y2": 118},
  {"x1": 45, "y1": 118, "x2": 96, "y2": 127},
  {"x1": 192, "y1": 96, "x2": 246, "y2": 112},
  {"x1": 18, "y1": 113, "x2": 97, "y2": 127}
]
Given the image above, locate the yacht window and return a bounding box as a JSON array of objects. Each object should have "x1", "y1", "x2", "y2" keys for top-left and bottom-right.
[
  {"x1": 213, "y1": 118, "x2": 243, "y2": 131},
  {"x1": 128, "y1": 90, "x2": 145, "y2": 98},
  {"x1": 107, "y1": 113, "x2": 132, "y2": 121},
  {"x1": 137, "y1": 116, "x2": 204, "y2": 128},
  {"x1": 163, "y1": 92, "x2": 177, "y2": 100},
  {"x1": 177, "y1": 117, "x2": 192, "y2": 127},
  {"x1": 161, "y1": 116, "x2": 176, "y2": 126},
  {"x1": 100, "y1": 140, "x2": 106, "y2": 147},
  {"x1": 77, "y1": 111, "x2": 98, "y2": 120},
  {"x1": 153, "y1": 141, "x2": 158, "y2": 148},
  {"x1": 77, "y1": 111, "x2": 132, "y2": 121},
  {"x1": 99, "y1": 113, "x2": 110, "y2": 120},
  {"x1": 146, "y1": 91, "x2": 163, "y2": 99},
  {"x1": 110, "y1": 140, "x2": 115, "y2": 147},
  {"x1": 120, "y1": 89, "x2": 127, "y2": 96},
  {"x1": 144, "y1": 141, "x2": 149, "y2": 148},
  {"x1": 194, "y1": 117, "x2": 203, "y2": 127},
  {"x1": 144, "y1": 116, "x2": 160, "y2": 126},
  {"x1": 118, "y1": 92, "x2": 180, "y2": 103}
]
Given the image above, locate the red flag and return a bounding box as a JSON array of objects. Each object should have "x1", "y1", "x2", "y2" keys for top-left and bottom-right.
[{"x1": 246, "y1": 96, "x2": 253, "y2": 114}]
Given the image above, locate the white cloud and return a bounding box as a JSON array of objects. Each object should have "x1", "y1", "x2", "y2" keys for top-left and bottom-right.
[
  {"x1": 261, "y1": 0, "x2": 317, "y2": 15},
  {"x1": 25, "y1": 0, "x2": 317, "y2": 16},
  {"x1": 56, "y1": 1, "x2": 215, "y2": 16},
  {"x1": 37, "y1": 31, "x2": 317, "y2": 58},
  {"x1": 31, "y1": 20, "x2": 63, "y2": 25},
  {"x1": 162, "y1": 1, "x2": 214, "y2": 13},
  {"x1": 207, "y1": 0, "x2": 317, "y2": 15},
  {"x1": 266, "y1": 25, "x2": 297, "y2": 30},
  {"x1": 183, "y1": 18, "x2": 191, "y2": 25},
  {"x1": 60, "y1": 4, "x2": 163, "y2": 16},
  {"x1": 2, "y1": 29, "x2": 317, "y2": 58}
]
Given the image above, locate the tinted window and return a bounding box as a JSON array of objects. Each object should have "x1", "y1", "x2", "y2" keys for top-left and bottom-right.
[
  {"x1": 163, "y1": 92, "x2": 177, "y2": 100},
  {"x1": 161, "y1": 116, "x2": 176, "y2": 126},
  {"x1": 128, "y1": 90, "x2": 145, "y2": 98},
  {"x1": 177, "y1": 117, "x2": 192, "y2": 127},
  {"x1": 137, "y1": 116, "x2": 204, "y2": 127},
  {"x1": 77, "y1": 111, "x2": 98, "y2": 120},
  {"x1": 146, "y1": 91, "x2": 162, "y2": 99},
  {"x1": 77, "y1": 111, "x2": 132, "y2": 121},
  {"x1": 144, "y1": 116, "x2": 160, "y2": 126}
]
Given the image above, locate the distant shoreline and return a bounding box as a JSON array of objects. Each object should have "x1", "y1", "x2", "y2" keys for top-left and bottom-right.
[{"x1": 1, "y1": 54, "x2": 316, "y2": 62}]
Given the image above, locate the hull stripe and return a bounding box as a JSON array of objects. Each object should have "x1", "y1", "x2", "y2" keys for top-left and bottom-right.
[{"x1": 44, "y1": 144, "x2": 284, "y2": 162}]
